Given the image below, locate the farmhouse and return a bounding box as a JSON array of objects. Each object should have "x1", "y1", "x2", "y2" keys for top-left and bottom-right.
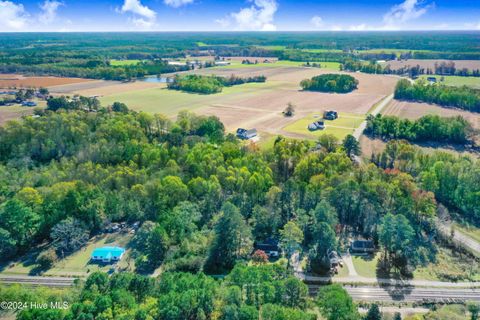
[
  {"x1": 323, "y1": 110, "x2": 338, "y2": 120},
  {"x1": 22, "y1": 101, "x2": 37, "y2": 107},
  {"x1": 427, "y1": 76, "x2": 437, "y2": 84},
  {"x1": 236, "y1": 128, "x2": 257, "y2": 140},
  {"x1": 91, "y1": 246, "x2": 125, "y2": 263},
  {"x1": 214, "y1": 61, "x2": 231, "y2": 66},
  {"x1": 350, "y1": 240, "x2": 375, "y2": 254},
  {"x1": 308, "y1": 120, "x2": 325, "y2": 131}
]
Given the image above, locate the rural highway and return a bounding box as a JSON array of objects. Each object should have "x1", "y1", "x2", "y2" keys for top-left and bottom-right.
[
  {"x1": 353, "y1": 93, "x2": 394, "y2": 140},
  {"x1": 0, "y1": 275, "x2": 76, "y2": 287},
  {"x1": 309, "y1": 285, "x2": 480, "y2": 303}
]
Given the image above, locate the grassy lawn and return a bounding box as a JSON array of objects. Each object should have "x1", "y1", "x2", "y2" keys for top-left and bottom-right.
[
  {"x1": 351, "y1": 254, "x2": 380, "y2": 278},
  {"x1": 283, "y1": 112, "x2": 364, "y2": 140},
  {"x1": 1, "y1": 232, "x2": 133, "y2": 277},
  {"x1": 100, "y1": 81, "x2": 281, "y2": 115},
  {"x1": 417, "y1": 75, "x2": 480, "y2": 89},
  {"x1": 453, "y1": 223, "x2": 480, "y2": 243},
  {"x1": 110, "y1": 59, "x2": 142, "y2": 66},
  {"x1": 301, "y1": 49, "x2": 343, "y2": 53}
]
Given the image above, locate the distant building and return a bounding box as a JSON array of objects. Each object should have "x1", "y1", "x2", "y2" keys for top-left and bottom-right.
[
  {"x1": 214, "y1": 61, "x2": 231, "y2": 66},
  {"x1": 237, "y1": 128, "x2": 258, "y2": 140},
  {"x1": 91, "y1": 246, "x2": 125, "y2": 263},
  {"x1": 350, "y1": 240, "x2": 375, "y2": 254},
  {"x1": 22, "y1": 101, "x2": 37, "y2": 107},
  {"x1": 308, "y1": 120, "x2": 325, "y2": 131},
  {"x1": 254, "y1": 238, "x2": 280, "y2": 258},
  {"x1": 427, "y1": 77, "x2": 437, "y2": 84},
  {"x1": 323, "y1": 110, "x2": 338, "y2": 120}
]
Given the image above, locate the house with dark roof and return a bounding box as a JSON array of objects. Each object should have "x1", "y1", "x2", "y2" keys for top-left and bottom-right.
[
  {"x1": 236, "y1": 128, "x2": 258, "y2": 140},
  {"x1": 323, "y1": 110, "x2": 338, "y2": 120}
]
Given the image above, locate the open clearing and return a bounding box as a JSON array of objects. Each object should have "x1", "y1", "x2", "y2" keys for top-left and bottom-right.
[
  {"x1": 417, "y1": 75, "x2": 480, "y2": 89},
  {"x1": 381, "y1": 59, "x2": 480, "y2": 71},
  {"x1": 283, "y1": 112, "x2": 365, "y2": 140},
  {"x1": 0, "y1": 102, "x2": 46, "y2": 125},
  {"x1": 0, "y1": 74, "x2": 94, "y2": 89},
  {"x1": 97, "y1": 66, "x2": 397, "y2": 138},
  {"x1": 383, "y1": 100, "x2": 480, "y2": 129}
]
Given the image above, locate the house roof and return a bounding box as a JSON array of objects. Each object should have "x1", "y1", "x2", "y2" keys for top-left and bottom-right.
[{"x1": 91, "y1": 246, "x2": 125, "y2": 259}]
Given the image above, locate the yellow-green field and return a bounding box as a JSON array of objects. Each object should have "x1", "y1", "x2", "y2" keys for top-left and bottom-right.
[
  {"x1": 418, "y1": 75, "x2": 480, "y2": 89},
  {"x1": 110, "y1": 59, "x2": 142, "y2": 66},
  {"x1": 283, "y1": 112, "x2": 365, "y2": 140},
  {"x1": 214, "y1": 60, "x2": 340, "y2": 70}
]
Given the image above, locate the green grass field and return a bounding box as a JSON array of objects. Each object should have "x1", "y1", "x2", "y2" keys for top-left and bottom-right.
[
  {"x1": 352, "y1": 254, "x2": 379, "y2": 278},
  {"x1": 100, "y1": 81, "x2": 281, "y2": 114},
  {"x1": 110, "y1": 59, "x2": 142, "y2": 66},
  {"x1": 418, "y1": 75, "x2": 480, "y2": 89},
  {"x1": 453, "y1": 223, "x2": 480, "y2": 243},
  {"x1": 283, "y1": 112, "x2": 364, "y2": 140}
]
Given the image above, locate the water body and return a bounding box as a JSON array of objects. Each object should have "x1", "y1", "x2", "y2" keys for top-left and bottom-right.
[{"x1": 140, "y1": 76, "x2": 174, "y2": 83}]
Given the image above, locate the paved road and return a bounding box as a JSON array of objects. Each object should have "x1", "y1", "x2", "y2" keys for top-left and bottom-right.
[
  {"x1": 0, "y1": 275, "x2": 76, "y2": 287},
  {"x1": 353, "y1": 94, "x2": 394, "y2": 140},
  {"x1": 309, "y1": 285, "x2": 480, "y2": 303},
  {"x1": 436, "y1": 219, "x2": 480, "y2": 256}
]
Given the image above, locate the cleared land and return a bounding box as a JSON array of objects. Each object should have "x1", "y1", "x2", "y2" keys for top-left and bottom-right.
[
  {"x1": 0, "y1": 74, "x2": 94, "y2": 89},
  {"x1": 0, "y1": 102, "x2": 46, "y2": 125},
  {"x1": 417, "y1": 75, "x2": 480, "y2": 89},
  {"x1": 382, "y1": 59, "x2": 480, "y2": 71},
  {"x1": 383, "y1": 100, "x2": 480, "y2": 129},
  {"x1": 110, "y1": 59, "x2": 142, "y2": 66},
  {"x1": 92, "y1": 65, "x2": 398, "y2": 139}
]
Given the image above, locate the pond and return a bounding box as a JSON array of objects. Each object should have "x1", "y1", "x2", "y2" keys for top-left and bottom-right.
[{"x1": 140, "y1": 76, "x2": 174, "y2": 83}]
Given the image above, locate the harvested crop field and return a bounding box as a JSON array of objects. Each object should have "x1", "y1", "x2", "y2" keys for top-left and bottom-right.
[
  {"x1": 383, "y1": 100, "x2": 480, "y2": 129},
  {"x1": 48, "y1": 80, "x2": 122, "y2": 95},
  {"x1": 99, "y1": 66, "x2": 398, "y2": 139},
  {"x1": 0, "y1": 105, "x2": 37, "y2": 125},
  {"x1": 0, "y1": 74, "x2": 94, "y2": 89},
  {"x1": 382, "y1": 59, "x2": 480, "y2": 71}
]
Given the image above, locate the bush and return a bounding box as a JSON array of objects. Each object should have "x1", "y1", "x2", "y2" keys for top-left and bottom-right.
[
  {"x1": 36, "y1": 248, "x2": 58, "y2": 270},
  {"x1": 300, "y1": 74, "x2": 358, "y2": 93}
]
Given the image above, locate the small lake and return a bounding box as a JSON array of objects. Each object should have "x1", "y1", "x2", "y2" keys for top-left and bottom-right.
[{"x1": 140, "y1": 76, "x2": 174, "y2": 83}]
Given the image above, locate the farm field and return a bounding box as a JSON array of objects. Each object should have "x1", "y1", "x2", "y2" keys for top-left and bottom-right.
[
  {"x1": 383, "y1": 100, "x2": 480, "y2": 129},
  {"x1": 417, "y1": 75, "x2": 480, "y2": 89},
  {"x1": 381, "y1": 59, "x2": 480, "y2": 71},
  {"x1": 98, "y1": 66, "x2": 396, "y2": 138},
  {"x1": 110, "y1": 59, "x2": 142, "y2": 66},
  {"x1": 0, "y1": 74, "x2": 94, "y2": 88},
  {"x1": 283, "y1": 112, "x2": 365, "y2": 140},
  {"x1": 0, "y1": 103, "x2": 46, "y2": 125}
]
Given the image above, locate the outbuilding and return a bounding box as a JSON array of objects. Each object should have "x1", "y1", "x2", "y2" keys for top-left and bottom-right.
[{"x1": 91, "y1": 246, "x2": 125, "y2": 263}]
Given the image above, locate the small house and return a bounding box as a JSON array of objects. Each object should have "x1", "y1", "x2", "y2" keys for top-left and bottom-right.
[
  {"x1": 427, "y1": 77, "x2": 437, "y2": 84},
  {"x1": 254, "y1": 238, "x2": 280, "y2": 258},
  {"x1": 91, "y1": 246, "x2": 125, "y2": 263},
  {"x1": 308, "y1": 120, "x2": 325, "y2": 131},
  {"x1": 214, "y1": 61, "x2": 231, "y2": 66},
  {"x1": 323, "y1": 110, "x2": 338, "y2": 120},
  {"x1": 236, "y1": 128, "x2": 257, "y2": 140},
  {"x1": 350, "y1": 240, "x2": 375, "y2": 254}
]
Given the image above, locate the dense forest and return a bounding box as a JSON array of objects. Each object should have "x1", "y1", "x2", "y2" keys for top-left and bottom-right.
[
  {"x1": 300, "y1": 74, "x2": 358, "y2": 93},
  {"x1": 394, "y1": 79, "x2": 480, "y2": 112},
  {"x1": 365, "y1": 114, "x2": 473, "y2": 144},
  {"x1": 167, "y1": 74, "x2": 266, "y2": 94}
]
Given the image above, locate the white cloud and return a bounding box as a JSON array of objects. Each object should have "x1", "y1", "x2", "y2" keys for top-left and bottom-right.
[
  {"x1": 119, "y1": 0, "x2": 156, "y2": 29},
  {"x1": 383, "y1": 0, "x2": 431, "y2": 28},
  {"x1": 349, "y1": 23, "x2": 368, "y2": 31},
  {"x1": 164, "y1": 0, "x2": 193, "y2": 8},
  {"x1": 39, "y1": 0, "x2": 63, "y2": 24},
  {"x1": 330, "y1": 25, "x2": 343, "y2": 31},
  {"x1": 218, "y1": 0, "x2": 278, "y2": 31},
  {"x1": 310, "y1": 15, "x2": 323, "y2": 28},
  {"x1": 0, "y1": 1, "x2": 29, "y2": 30}
]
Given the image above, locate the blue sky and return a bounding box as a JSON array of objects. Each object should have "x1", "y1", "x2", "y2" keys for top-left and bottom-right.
[{"x1": 0, "y1": 0, "x2": 479, "y2": 32}]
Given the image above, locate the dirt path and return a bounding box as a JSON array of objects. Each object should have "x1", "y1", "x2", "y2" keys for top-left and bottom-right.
[
  {"x1": 436, "y1": 219, "x2": 480, "y2": 257},
  {"x1": 353, "y1": 94, "x2": 394, "y2": 140}
]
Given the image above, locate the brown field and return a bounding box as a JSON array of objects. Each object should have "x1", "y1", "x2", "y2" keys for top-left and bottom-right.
[
  {"x1": 0, "y1": 105, "x2": 36, "y2": 125},
  {"x1": 384, "y1": 100, "x2": 480, "y2": 129},
  {"x1": 61, "y1": 80, "x2": 157, "y2": 96},
  {"x1": 0, "y1": 74, "x2": 94, "y2": 89},
  {"x1": 382, "y1": 59, "x2": 480, "y2": 71}
]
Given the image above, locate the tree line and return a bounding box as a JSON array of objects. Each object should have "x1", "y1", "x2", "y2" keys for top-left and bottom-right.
[
  {"x1": 365, "y1": 114, "x2": 474, "y2": 144},
  {"x1": 168, "y1": 74, "x2": 266, "y2": 94},
  {"x1": 300, "y1": 74, "x2": 358, "y2": 93},
  {"x1": 394, "y1": 79, "x2": 480, "y2": 112}
]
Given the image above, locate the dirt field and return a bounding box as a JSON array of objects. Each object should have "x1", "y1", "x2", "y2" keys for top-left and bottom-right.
[
  {"x1": 63, "y1": 80, "x2": 157, "y2": 96},
  {"x1": 382, "y1": 59, "x2": 480, "y2": 71},
  {"x1": 0, "y1": 74, "x2": 94, "y2": 89},
  {"x1": 383, "y1": 100, "x2": 480, "y2": 129},
  {"x1": 97, "y1": 66, "x2": 398, "y2": 139},
  {"x1": 0, "y1": 105, "x2": 36, "y2": 125}
]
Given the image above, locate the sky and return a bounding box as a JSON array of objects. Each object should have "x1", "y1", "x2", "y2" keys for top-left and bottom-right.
[{"x1": 0, "y1": 0, "x2": 479, "y2": 32}]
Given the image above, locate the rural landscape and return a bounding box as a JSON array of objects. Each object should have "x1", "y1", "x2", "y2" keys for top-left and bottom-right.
[{"x1": 1, "y1": 1, "x2": 480, "y2": 319}]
